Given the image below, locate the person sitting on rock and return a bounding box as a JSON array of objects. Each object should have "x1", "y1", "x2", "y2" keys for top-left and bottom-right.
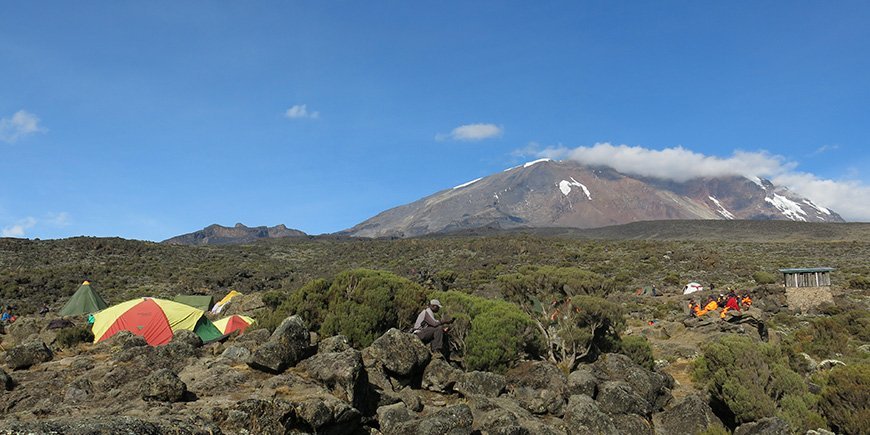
[
  {"x1": 721, "y1": 292, "x2": 741, "y2": 319},
  {"x1": 697, "y1": 296, "x2": 719, "y2": 317},
  {"x1": 741, "y1": 293, "x2": 753, "y2": 308},
  {"x1": 688, "y1": 300, "x2": 702, "y2": 317},
  {"x1": 413, "y1": 299, "x2": 454, "y2": 357}
]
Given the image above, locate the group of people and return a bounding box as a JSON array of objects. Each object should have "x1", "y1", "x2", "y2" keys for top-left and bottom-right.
[{"x1": 688, "y1": 291, "x2": 753, "y2": 319}]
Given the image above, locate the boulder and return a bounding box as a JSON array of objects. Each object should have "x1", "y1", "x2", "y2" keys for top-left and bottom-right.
[
  {"x1": 567, "y1": 367, "x2": 597, "y2": 398},
  {"x1": 1, "y1": 368, "x2": 14, "y2": 390},
  {"x1": 422, "y1": 357, "x2": 462, "y2": 393},
  {"x1": 5, "y1": 340, "x2": 53, "y2": 369},
  {"x1": 298, "y1": 349, "x2": 366, "y2": 407},
  {"x1": 213, "y1": 398, "x2": 298, "y2": 434},
  {"x1": 179, "y1": 359, "x2": 252, "y2": 398},
  {"x1": 237, "y1": 327, "x2": 271, "y2": 344},
  {"x1": 391, "y1": 404, "x2": 475, "y2": 435},
  {"x1": 377, "y1": 402, "x2": 415, "y2": 435},
  {"x1": 596, "y1": 381, "x2": 652, "y2": 416},
  {"x1": 466, "y1": 395, "x2": 567, "y2": 435},
  {"x1": 107, "y1": 330, "x2": 149, "y2": 349},
  {"x1": 318, "y1": 335, "x2": 352, "y2": 353},
  {"x1": 0, "y1": 416, "x2": 211, "y2": 434},
  {"x1": 613, "y1": 413, "x2": 653, "y2": 435},
  {"x1": 506, "y1": 361, "x2": 568, "y2": 416},
  {"x1": 220, "y1": 345, "x2": 251, "y2": 361},
  {"x1": 734, "y1": 417, "x2": 791, "y2": 435},
  {"x1": 455, "y1": 371, "x2": 506, "y2": 398},
  {"x1": 591, "y1": 353, "x2": 671, "y2": 411},
  {"x1": 563, "y1": 394, "x2": 618, "y2": 435},
  {"x1": 142, "y1": 368, "x2": 187, "y2": 402},
  {"x1": 651, "y1": 394, "x2": 725, "y2": 435},
  {"x1": 170, "y1": 329, "x2": 203, "y2": 348},
  {"x1": 363, "y1": 328, "x2": 431, "y2": 378},
  {"x1": 247, "y1": 315, "x2": 310, "y2": 374}
]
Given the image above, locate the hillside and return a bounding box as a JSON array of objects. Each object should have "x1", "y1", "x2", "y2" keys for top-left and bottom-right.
[
  {"x1": 163, "y1": 223, "x2": 306, "y2": 245},
  {"x1": 345, "y1": 159, "x2": 844, "y2": 238}
]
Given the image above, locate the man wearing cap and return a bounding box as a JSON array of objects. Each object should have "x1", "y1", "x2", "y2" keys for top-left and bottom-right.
[{"x1": 413, "y1": 299, "x2": 453, "y2": 356}]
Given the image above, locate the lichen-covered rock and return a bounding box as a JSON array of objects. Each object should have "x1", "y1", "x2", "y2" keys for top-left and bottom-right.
[
  {"x1": 363, "y1": 328, "x2": 431, "y2": 377},
  {"x1": 298, "y1": 349, "x2": 366, "y2": 407},
  {"x1": 563, "y1": 394, "x2": 618, "y2": 435},
  {"x1": 318, "y1": 335, "x2": 351, "y2": 353},
  {"x1": 247, "y1": 315, "x2": 310, "y2": 374},
  {"x1": 377, "y1": 402, "x2": 414, "y2": 435},
  {"x1": 591, "y1": 353, "x2": 671, "y2": 411},
  {"x1": 651, "y1": 394, "x2": 725, "y2": 435},
  {"x1": 142, "y1": 368, "x2": 187, "y2": 402},
  {"x1": 596, "y1": 381, "x2": 652, "y2": 416},
  {"x1": 5, "y1": 340, "x2": 53, "y2": 369},
  {"x1": 466, "y1": 395, "x2": 567, "y2": 435},
  {"x1": 567, "y1": 366, "x2": 597, "y2": 397},
  {"x1": 422, "y1": 357, "x2": 462, "y2": 393},
  {"x1": 107, "y1": 330, "x2": 149, "y2": 349},
  {"x1": 613, "y1": 413, "x2": 653, "y2": 435},
  {"x1": 220, "y1": 345, "x2": 251, "y2": 361},
  {"x1": 393, "y1": 404, "x2": 475, "y2": 435},
  {"x1": 506, "y1": 361, "x2": 568, "y2": 416},
  {"x1": 455, "y1": 371, "x2": 506, "y2": 398},
  {"x1": 170, "y1": 329, "x2": 203, "y2": 348},
  {"x1": 734, "y1": 417, "x2": 791, "y2": 435},
  {"x1": 0, "y1": 416, "x2": 213, "y2": 434}
]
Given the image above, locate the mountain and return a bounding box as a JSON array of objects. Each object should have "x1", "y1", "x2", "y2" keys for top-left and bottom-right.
[
  {"x1": 163, "y1": 223, "x2": 306, "y2": 245},
  {"x1": 344, "y1": 159, "x2": 845, "y2": 238}
]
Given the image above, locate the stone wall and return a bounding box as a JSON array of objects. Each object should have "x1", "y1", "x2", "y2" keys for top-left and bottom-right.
[{"x1": 786, "y1": 286, "x2": 834, "y2": 313}]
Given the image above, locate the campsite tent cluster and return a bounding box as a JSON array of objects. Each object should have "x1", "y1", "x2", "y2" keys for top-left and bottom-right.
[{"x1": 59, "y1": 281, "x2": 254, "y2": 346}]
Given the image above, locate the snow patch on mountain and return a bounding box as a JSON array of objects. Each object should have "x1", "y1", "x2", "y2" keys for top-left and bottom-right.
[
  {"x1": 453, "y1": 177, "x2": 482, "y2": 190},
  {"x1": 524, "y1": 158, "x2": 552, "y2": 168},
  {"x1": 558, "y1": 177, "x2": 592, "y2": 200},
  {"x1": 708, "y1": 196, "x2": 735, "y2": 219},
  {"x1": 750, "y1": 176, "x2": 767, "y2": 190},
  {"x1": 765, "y1": 193, "x2": 808, "y2": 221},
  {"x1": 802, "y1": 199, "x2": 831, "y2": 215}
]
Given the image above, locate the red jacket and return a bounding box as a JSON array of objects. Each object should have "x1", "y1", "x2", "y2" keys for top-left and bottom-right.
[{"x1": 726, "y1": 296, "x2": 740, "y2": 311}]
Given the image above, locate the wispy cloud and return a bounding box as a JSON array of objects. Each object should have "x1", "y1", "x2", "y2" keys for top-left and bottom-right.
[
  {"x1": 1, "y1": 217, "x2": 37, "y2": 237},
  {"x1": 0, "y1": 110, "x2": 44, "y2": 143},
  {"x1": 285, "y1": 104, "x2": 319, "y2": 120},
  {"x1": 437, "y1": 123, "x2": 503, "y2": 141},
  {"x1": 1, "y1": 212, "x2": 72, "y2": 238},
  {"x1": 809, "y1": 144, "x2": 839, "y2": 156},
  {"x1": 518, "y1": 142, "x2": 870, "y2": 221}
]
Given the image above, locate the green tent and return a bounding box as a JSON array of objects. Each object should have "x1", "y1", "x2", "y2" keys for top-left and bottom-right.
[
  {"x1": 59, "y1": 281, "x2": 109, "y2": 316},
  {"x1": 193, "y1": 316, "x2": 225, "y2": 343},
  {"x1": 173, "y1": 294, "x2": 215, "y2": 312}
]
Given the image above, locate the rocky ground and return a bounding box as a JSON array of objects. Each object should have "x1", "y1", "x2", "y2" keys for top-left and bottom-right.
[{"x1": 0, "y1": 312, "x2": 801, "y2": 435}]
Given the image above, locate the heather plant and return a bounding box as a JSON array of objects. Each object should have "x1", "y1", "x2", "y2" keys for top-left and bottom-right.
[{"x1": 819, "y1": 364, "x2": 870, "y2": 435}]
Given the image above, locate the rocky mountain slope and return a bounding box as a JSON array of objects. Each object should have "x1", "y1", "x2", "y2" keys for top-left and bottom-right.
[
  {"x1": 345, "y1": 159, "x2": 844, "y2": 238},
  {"x1": 163, "y1": 223, "x2": 306, "y2": 245}
]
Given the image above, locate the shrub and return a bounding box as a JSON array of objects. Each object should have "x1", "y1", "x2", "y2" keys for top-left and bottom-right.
[
  {"x1": 618, "y1": 335, "x2": 655, "y2": 370},
  {"x1": 819, "y1": 364, "x2": 870, "y2": 435},
  {"x1": 55, "y1": 325, "x2": 94, "y2": 349},
  {"x1": 752, "y1": 271, "x2": 779, "y2": 285},
  {"x1": 430, "y1": 290, "x2": 542, "y2": 373},
  {"x1": 693, "y1": 335, "x2": 823, "y2": 430},
  {"x1": 264, "y1": 269, "x2": 427, "y2": 348},
  {"x1": 847, "y1": 275, "x2": 870, "y2": 290}
]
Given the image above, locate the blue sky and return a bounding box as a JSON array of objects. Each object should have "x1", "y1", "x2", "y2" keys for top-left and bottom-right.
[{"x1": 2, "y1": 2, "x2": 869, "y2": 240}]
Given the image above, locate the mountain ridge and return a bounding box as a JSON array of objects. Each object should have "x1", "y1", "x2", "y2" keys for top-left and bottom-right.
[
  {"x1": 343, "y1": 159, "x2": 844, "y2": 238},
  {"x1": 162, "y1": 223, "x2": 306, "y2": 245}
]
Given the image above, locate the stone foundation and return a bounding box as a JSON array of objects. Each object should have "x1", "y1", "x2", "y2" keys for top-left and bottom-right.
[{"x1": 786, "y1": 287, "x2": 834, "y2": 313}]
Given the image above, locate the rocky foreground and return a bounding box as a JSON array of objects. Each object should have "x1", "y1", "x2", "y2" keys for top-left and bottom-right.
[{"x1": 0, "y1": 315, "x2": 789, "y2": 435}]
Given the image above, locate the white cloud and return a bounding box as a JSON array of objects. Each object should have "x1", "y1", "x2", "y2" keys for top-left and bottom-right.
[
  {"x1": 0, "y1": 110, "x2": 44, "y2": 143},
  {"x1": 285, "y1": 104, "x2": 319, "y2": 119},
  {"x1": 520, "y1": 142, "x2": 870, "y2": 221},
  {"x1": 46, "y1": 212, "x2": 71, "y2": 226},
  {"x1": 437, "y1": 123, "x2": 503, "y2": 141},
  {"x1": 1, "y1": 217, "x2": 36, "y2": 237}
]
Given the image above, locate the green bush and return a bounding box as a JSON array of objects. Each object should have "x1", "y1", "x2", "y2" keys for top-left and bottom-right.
[
  {"x1": 431, "y1": 290, "x2": 542, "y2": 373},
  {"x1": 693, "y1": 335, "x2": 823, "y2": 429},
  {"x1": 264, "y1": 269, "x2": 427, "y2": 348},
  {"x1": 618, "y1": 335, "x2": 654, "y2": 370},
  {"x1": 847, "y1": 275, "x2": 870, "y2": 290},
  {"x1": 55, "y1": 325, "x2": 94, "y2": 349},
  {"x1": 752, "y1": 271, "x2": 779, "y2": 285},
  {"x1": 819, "y1": 364, "x2": 870, "y2": 435}
]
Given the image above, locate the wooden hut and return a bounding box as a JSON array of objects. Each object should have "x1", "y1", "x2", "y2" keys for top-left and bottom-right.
[{"x1": 779, "y1": 267, "x2": 835, "y2": 312}]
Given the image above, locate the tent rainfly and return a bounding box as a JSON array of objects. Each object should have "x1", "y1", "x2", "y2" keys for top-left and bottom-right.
[
  {"x1": 92, "y1": 298, "x2": 224, "y2": 346},
  {"x1": 59, "y1": 281, "x2": 109, "y2": 316},
  {"x1": 213, "y1": 315, "x2": 255, "y2": 335},
  {"x1": 173, "y1": 294, "x2": 215, "y2": 312},
  {"x1": 683, "y1": 282, "x2": 704, "y2": 295}
]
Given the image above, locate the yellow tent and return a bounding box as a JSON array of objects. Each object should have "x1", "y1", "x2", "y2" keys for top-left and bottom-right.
[{"x1": 92, "y1": 297, "x2": 223, "y2": 346}]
